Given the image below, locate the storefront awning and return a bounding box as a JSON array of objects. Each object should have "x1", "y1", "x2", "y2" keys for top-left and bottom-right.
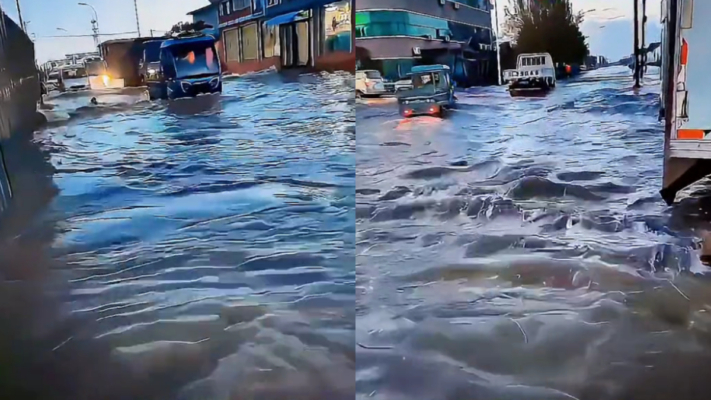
[{"x1": 264, "y1": 10, "x2": 308, "y2": 27}]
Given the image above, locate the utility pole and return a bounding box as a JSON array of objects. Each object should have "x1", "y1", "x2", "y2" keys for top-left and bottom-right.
[
  {"x1": 79, "y1": 3, "x2": 100, "y2": 50},
  {"x1": 633, "y1": 0, "x2": 640, "y2": 88},
  {"x1": 134, "y1": 0, "x2": 141, "y2": 37},
  {"x1": 493, "y1": 0, "x2": 502, "y2": 86},
  {"x1": 641, "y1": 0, "x2": 647, "y2": 78},
  {"x1": 15, "y1": 0, "x2": 24, "y2": 32}
]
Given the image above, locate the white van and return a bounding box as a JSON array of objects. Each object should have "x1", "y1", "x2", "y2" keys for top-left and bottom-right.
[{"x1": 507, "y1": 53, "x2": 557, "y2": 93}]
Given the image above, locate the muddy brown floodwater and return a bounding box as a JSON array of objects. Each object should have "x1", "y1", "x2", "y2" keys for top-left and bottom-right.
[{"x1": 356, "y1": 66, "x2": 711, "y2": 400}]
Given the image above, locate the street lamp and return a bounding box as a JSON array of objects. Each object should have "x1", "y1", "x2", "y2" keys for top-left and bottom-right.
[{"x1": 78, "y1": 2, "x2": 100, "y2": 48}]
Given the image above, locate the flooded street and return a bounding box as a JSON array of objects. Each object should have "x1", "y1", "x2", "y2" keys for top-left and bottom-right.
[
  {"x1": 356, "y1": 66, "x2": 711, "y2": 400},
  {"x1": 6, "y1": 72, "x2": 355, "y2": 400}
]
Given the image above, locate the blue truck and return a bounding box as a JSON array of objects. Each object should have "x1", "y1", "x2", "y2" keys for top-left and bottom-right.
[{"x1": 148, "y1": 34, "x2": 222, "y2": 101}]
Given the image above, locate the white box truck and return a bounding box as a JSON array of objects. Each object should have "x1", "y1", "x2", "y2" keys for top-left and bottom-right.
[{"x1": 660, "y1": 0, "x2": 711, "y2": 203}]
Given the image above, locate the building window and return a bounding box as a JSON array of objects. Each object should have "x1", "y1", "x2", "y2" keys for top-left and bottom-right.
[
  {"x1": 219, "y1": 1, "x2": 230, "y2": 16},
  {"x1": 262, "y1": 22, "x2": 280, "y2": 58},
  {"x1": 267, "y1": 0, "x2": 279, "y2": 6},
  {"x1": 452, "y1": 0, "x2": 488, "y2": 10},
  {"x1": 323, "y1": 1, "x2": 352, "y2": 53},
  {"x1": 240, "y1": 23, "x2": 259, "y2": 60},
  {"x1": 355, "y1": 11, "x2": 490, "y2": 45},
  {"x1": 224, "y1": 28, "x2": 240, "y2": 61},
  {"x1": 232, "y1": 0, "x2": 250, "y2": 11}
]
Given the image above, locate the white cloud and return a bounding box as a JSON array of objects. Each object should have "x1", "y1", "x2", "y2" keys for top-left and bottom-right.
[{"x1": 493, "y1": 0, "x2": 661, "y2": 27}]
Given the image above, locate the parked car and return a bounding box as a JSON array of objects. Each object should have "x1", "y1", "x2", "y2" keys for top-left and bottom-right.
[
  {"x1": 356, "y1": 70, "x2": 387, "y2": 98},
  {"x1": 394, "y1": 78, "x2": 413, "y2": 92}
]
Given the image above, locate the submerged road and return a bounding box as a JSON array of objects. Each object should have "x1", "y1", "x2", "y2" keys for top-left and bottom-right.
[
  {"x1": 356, "y1": 66, "x2": 711, "y2": 400},
  {"x1": 2, "y1": 72, "x2": 355, "y2": 400}
]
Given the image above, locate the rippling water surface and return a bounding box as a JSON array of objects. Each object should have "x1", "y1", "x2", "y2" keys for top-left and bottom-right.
[
  {"x1": 356, "y1": 67, "x2": 711, "y2": 400},
  {"x1": 13, "y1": 72, "x2": 355, "y2": 400}
]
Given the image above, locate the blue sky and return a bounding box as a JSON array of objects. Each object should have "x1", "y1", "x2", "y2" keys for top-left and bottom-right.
[
  {"x1": 6, "y1": 0, "x2": 662, "y2": 63},
  {"x1": 2, "y1": 0, "x2": 210, "y2": 62}
]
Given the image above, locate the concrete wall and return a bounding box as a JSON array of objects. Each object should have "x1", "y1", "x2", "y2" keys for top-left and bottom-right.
[{"x1": 0, "y1": 10, "x2": 44, "y2": 219}]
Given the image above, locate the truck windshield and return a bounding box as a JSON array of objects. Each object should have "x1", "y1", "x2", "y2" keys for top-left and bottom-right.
[
  {"x1": 412, "y1": 73, "x2": 435, "y2": 89},
  {"x1": 169, "y1": 41, "x2": 219, "y2": 79},
  {"x1": 522, "y1": 56, "x2": 545, "y2": 66},
  {"x1": 144, "y1": 41, "x2": 162, "y2": 63},
  {"x1": 365, "y1": 71, "x2": 381, "y2": 79}
]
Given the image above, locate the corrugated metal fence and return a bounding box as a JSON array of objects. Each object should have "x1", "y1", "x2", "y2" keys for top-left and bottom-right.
[{"x1": 0, "y1": 7, "x2": 41, "y2": 214}]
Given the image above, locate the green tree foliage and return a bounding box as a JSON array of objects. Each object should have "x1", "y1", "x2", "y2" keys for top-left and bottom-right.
[{"x1": 503, "y1": 0, "x2": 589, "y2": 65}]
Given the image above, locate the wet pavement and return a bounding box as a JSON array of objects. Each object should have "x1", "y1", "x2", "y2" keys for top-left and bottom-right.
[
  {"x1": 356, "y1": 66, "x2": 711, "y2": 400},
  {"x1": 3, "y1": 72, "x2": 355, "y2": 400}
]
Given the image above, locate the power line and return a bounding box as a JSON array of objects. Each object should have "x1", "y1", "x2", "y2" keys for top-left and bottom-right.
[{"x1": 35, "y1": 31, "x2": 138, "y2": 38}]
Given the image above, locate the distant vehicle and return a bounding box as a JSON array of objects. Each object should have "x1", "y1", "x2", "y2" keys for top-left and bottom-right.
[
  {"x1": 99, "y1": 37, "x2": 163, "y2": 87},
  {"x1": 507, "y1": 53, "x2": 556, "y2": 95},
  {"x1": 139, "y1": 39, "x2": 164, "y2": 85},
  {"x1": 355, "y1": 70, "x2": 387, "y2": 98},
  {"x1": 45, "y1": 71, "x2": 61, "y2": 92},
  {"x1": 84, "y1": 59, "x2": 125, "y2": 90},
  {"x1": 148, "y1": 34, "x2": 222, "y2": 100},
  {"x1": 397, "y1": 65, "x2": 455, "y2": 118}
]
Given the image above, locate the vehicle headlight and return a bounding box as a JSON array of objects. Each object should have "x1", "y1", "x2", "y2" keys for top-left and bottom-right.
[
  {"x1": 180, "y1": 81, "x2": 191, "y2": 92},
  {"x1": 101, "y1": 75, "x2": 110, "y2": 87},
  {"x1": 426, "y1": 99, "x2": 434, "y2": 103},
  {"x1": 147, "y1": 68, "x2": 157, "y2": 76},
  {"x1": 403, "y1": 100, "x2": 409, "y2": 105},
  {"x1": 209, "y1": 77, "x2": 220, "y2": 87}
]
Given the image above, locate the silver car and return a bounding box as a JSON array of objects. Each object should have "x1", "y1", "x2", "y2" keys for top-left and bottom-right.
[{"x1": 356, "y1": 70, "x2": 387, "y2": 98}]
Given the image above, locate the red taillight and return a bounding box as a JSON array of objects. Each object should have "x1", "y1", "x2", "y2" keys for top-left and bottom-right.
[
  {"x1": 404, "y1": 109, "x2": 412, "y2": 116},
  {"x1": 366, "y1": 81, "x2": 374, "y2": 87}
]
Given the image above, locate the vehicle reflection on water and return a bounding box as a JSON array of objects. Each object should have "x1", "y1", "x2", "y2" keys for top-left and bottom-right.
[
  {"x1": 0, "y1": 72, "x2": 355, "y2": 400},
  {"x1": 356, "y1": 66, "x2": 711, "y2": 400}
]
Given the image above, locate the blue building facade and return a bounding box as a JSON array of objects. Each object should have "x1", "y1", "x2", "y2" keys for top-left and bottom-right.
[
  {"x1": 355, "y1": 0, "x2": 495, "y2": 86},
  {"x1": 208, "y1": 0, "x2": 353, "y2": 74},
  {"x1": 188, "y1": 2, "x2": 221, "y2": 38}
]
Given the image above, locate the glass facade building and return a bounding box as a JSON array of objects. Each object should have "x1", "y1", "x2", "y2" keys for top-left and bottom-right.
[{"x1": 355, "y1": 0, "x2": 495, "y2": 85}]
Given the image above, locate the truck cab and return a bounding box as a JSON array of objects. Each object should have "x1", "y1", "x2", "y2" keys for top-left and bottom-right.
[
  {"x1": 148, "y1": 34, "x2": 222, "y2": 101},
  {"x1": 507, "y1": 53, "x2": 557, "y2": 93},
  {"x1": 139, "y1": 39, "x2": 164, "y2": 86},
  {"x1": 397, "y1": 65, "x2": 455, "y2": 118}
]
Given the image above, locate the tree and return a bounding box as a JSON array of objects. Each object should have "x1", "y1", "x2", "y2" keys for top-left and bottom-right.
[
  {"x1": 503, "y1": 0, "x2": 589, "y2": 65},
  {"x1": 168, "y1": 20, "x2": 213, "y2": 36}
]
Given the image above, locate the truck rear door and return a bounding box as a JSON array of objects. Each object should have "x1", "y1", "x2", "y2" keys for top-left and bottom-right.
[{"x1": 669, "y1": 0, "x2": 711, "y2": 158}]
